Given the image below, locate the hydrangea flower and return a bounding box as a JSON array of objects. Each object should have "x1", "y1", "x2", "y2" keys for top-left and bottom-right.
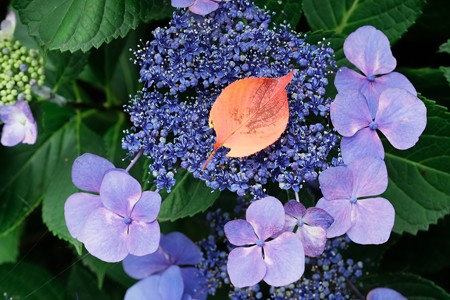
[
  {"x1": 331, "y1": 88, "x2": 427, "y2": 163},
  {"x1": 224, "y1": 196, "x2": 304, "y2": 287},
  {"x1": 367, "y1": 287, "x2": 406, "y2": 300},
  {"x1": 316, "y1": 157, "x2": 395, "y2": 245},
  {"x1": 171, "y1": 0, "x2": 221, "y2": 15},
  {"x1": 123, "y1": 232, "x2": 206, "y2": 300},
  {"x1": 284, "y1": 200, "x2": 333, "y2": 257},
  {"x1": 0, "y1": 100, "x2": 37, "y2": 146},
  {"x1": 0, "y1": 12, "x2": 15, "y2": 39},
  {"x1": 334, "y1": 25, "x2": 416, "y2": 118},
  {"x1": 64, "y1": 153, "x2": 161, "y2": 262}
]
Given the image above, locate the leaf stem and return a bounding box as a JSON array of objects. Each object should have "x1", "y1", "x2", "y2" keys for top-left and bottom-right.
[{"x1": 125, "y1": 149, "x2": 144, "y2": 172}]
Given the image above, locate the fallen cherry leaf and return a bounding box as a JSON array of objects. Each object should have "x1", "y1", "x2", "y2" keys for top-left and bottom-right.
[{"x1": 204, "y1": 71, "x2": 293, "y2": 168}]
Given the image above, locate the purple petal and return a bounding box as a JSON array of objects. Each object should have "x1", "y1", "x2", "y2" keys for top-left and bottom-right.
[
  {"x1": 246, "y1": 196, "x2": 285, "y2": 241},
  {"x1": 15, "y1": 101, "x2": 34, "y2": 122},
  {"x1": 161, "y1": 232, "x2": 202, "y2": 265},
  {"x1": 1, "y1": 123, "x2": 25, "y2": 146},
  {"x1": 131, "y1": 191, "x2": 161, "y2": 222},
  {"x1": 158, "y1": 266, "x2": 185, "y2": 300},
  {"x1": 0, "y1": 104, "x2": 20, "y2": 124},
  {"x1": 189, "y1": 0, "x2": 219, "y2": 16},
  {"x1": 347, "y1": 197, "x2": 395, "y2": 245},
  {"x1": 316, "y1": 198, "x2": 352, "y2": 238},
  {"x1": 367, "y1": 287, "x2": 407, "y2": 300},
  {"x1": 100, "y1": 170, "x2": 142, "y2": 216},
  {"x1": 22, "y1": 119, "x2": 37, "y2": 144},
  {"x1": 82, "y1": 207, "x2": 128, "y2": 262},
  {"x1": 122, "y1": 248, "x2": 170, "y2": 279},
  {"x1": 263, "y1": 232, "x2": 304, "y2": 287},
  {"x1": 171, "y1": 0, "x2": 195, "y2": 8},
  {"x1": 376, "y1": 88, "x2": 427, "y2": 150},
  {"x1": 71, "y1": 153, "x2": 115, "y2": 193},
  {"x1": 348, "y1": 157, "x2": 388, "y2": 198},
  {"x1": 127, "y1": 221, "x2": 160, "y2": 256},
  {"x1": 344, "y1": 25, "x2": 396, "y2": 76},
  {"x1": 227, "y1": 246, "x2": 266, "y2": 288},
  {"x1": 225, "y1": 219, "x2": 258, "y2": 246},
  {"x1": 181, "y1": 267, "x2": 207, "y2": 300},
  {"x1": 124, "y1": 276, "x2": 155, "y2": 300},
  {"x1": 330, "y1": 90, "x2": 372, "y2": 137},
  {"x1": 284, "y1": 200, "x2": 306, "y2": 219},
  {"x1": 340, "y1": 128, "x2": 385, "y2": 163},
  {"x1": 0, "y1": 12, "x2": 16, "y2": 38},
  {"x1": 334, "y1": 67, "x2": 368, "y2": 92},
  {"x1": 318, "y1": 165, "x2": 353, "y2": 201},
  {"x1": 64, "y1": 193, "x2": 102, "y2": 242},
  {"x1": 297, "y1": 225, "x2": 327, "y2": 257},
  {"x1": 303, "y1": 207, "x2": 334, "y2": 229}
]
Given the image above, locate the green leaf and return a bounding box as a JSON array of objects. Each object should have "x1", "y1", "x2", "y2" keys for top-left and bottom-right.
[
  {"x1": 303, "y1": 0, "x2": 426, "y2": 42},
  {"x1": 81, "y1": 254, "x2": 111, "y2": 289},
  {"x1": 438, "y1": 39, "x2": 450, "y2": 54},
  {"x1": 13, "y1": 0, "x2": 173, "y2": 52},
  {"x1": 0, "y1": 102, "x2": 74, "y2": 235},
  {"x1": 254, "y1": 0, "x2": 303, "y2": 28},
  {"x1": 360, "y1": 273, "x2": 450, "y2": 300},
  {"x1": 440, "y1": 66, "x2": 450, "y2": 87},
  {"x1": 0, "y1": 261, "x2": 65, "y2": 300},
  {"x1": 0, "y1": 227, "x2": 21, "y2": 265},
  {"x1": 383, "y1": 98, "x2": 450, "y2": 234},
  {"x1": 103, "y1": 113, "x2": 127, "y2": 165},
  {"x1": 42, "y1": 114, "x2": 105, "y2": 254},
  {"x1": 67, "y1": 266, "x2": 110, "y2": 300},
  {"x1": 158, "y1": 169, "x2": 220, "y2": 222}
]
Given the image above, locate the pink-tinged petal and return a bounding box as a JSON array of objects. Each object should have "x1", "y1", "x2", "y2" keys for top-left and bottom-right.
[
  {"x1": 227, "y1": 246, "x2": 266, "y2": 288},
  {"x1": 348, "y1": 157, "x2": 388, "y2": 198},
  {"x1": 171, "y1": 0, "x2": 195, "y2": 8},
  {"x1": 100, "y1": 170, "x2": 142, "y2": 216},
  {"x1": 367, "y1": 287, "x2": 407, "y2": 300},
  {"x1": 122, "y1": 249, "x2": 170, "y2": 279},
  {"x1": 64, "y1": 193, "x2": 102, "y2": 242},
  {"x1": 127, "y1": 221, "x2": 160, "y2": 256},
  {"x1": 131, "y1": 191, "x2": 161, "y2": 222},
  {"x1": 347, "y1": 197, "x2": 395, "y2": 245},
  {"x1": 334, "y1": 67, "x2": 368, "y2": 92},
  {"x1": 1, "y1": 123, "x2": 25, "y2": 146},
  {"x1": 316, "y1": 198, "x2": 352, "y2": 238},
  {"x1": 344, "y1": 26, "x2": 396, "y2": 76},
  {"x1": 246, "y1": 196, "x2": 285, "y2": 240},
  {"x1": 303, "y1": 207, "x2": 333, "y2": 229},
  {"x1": 376, "y1": 88, "x2": 427, "y2": 150},
  {"x1": 225, "y1": 219, "x2": 258, "y2": 246},
  {"x1": 331, "y1": 90, "x2": 372, "y2": 137},
  {"x1": 158, "y1": 266, "x2": 185, "y2": 300},
  {"x1": 263, "y1": 232, "x2": 304, "y2": 287},
  {"x1": 284, "y1": 200, "x2": 306, "y2": 219},
  {"x1": 340, "y1": 128, "x2": 384, "y2": 164},
  {"x1": 297, "y1": 225, "x2": 327, "y2": 257},
  {"x1": 318, "y1": 165, "x2": 353, "y2": 201},
  {"x1": 161, "y1": 232, "x2": 202, "y2": 265},
  {"x1": 82, "y1": 207, "x2": 128, "y2": 262},
  {"x1": 71, "y1": 153, "x2": 115, "y2": 193},
  {"x1": 189, "y1": 0, "x2": 219, "y2": 16},
  {"x1": 181, "y1": 267, "x2": 207, "y2": 300}
]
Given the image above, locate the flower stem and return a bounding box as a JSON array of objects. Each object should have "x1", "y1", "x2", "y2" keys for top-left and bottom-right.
[
  {"x1": 346, "y1": 278, "x2": 365, "y2": 300},
  {"x1": 125, "y1": 149, "x2": 144, "y2": 172},
  {"x1": 295, "y1": 191, "x2": 300, "y2": 202}
]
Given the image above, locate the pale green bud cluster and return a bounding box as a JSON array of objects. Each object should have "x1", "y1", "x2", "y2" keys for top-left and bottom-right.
[{"x1": 0, "y1": 38, "x2": 44, "y2": 105}]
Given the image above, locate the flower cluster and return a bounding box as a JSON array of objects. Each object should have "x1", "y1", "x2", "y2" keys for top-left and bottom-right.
[{"x1": 123, "y1": 0, "x2": 338, "y2": 197}]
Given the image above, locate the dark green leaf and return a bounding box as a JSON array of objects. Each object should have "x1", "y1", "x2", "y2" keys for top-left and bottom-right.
[
  {"x1": 0, "y1": 227, "x2": 21, "y2": 265},
  {"x1": 81, "y1": 254, "x2": 110, "y2": 289},
  {"x1": 254, "y1": 0, "x2": 303, "y2": 28},
  {"x1": 103, "y1": 113, "x2": 127, "y2": 165},
  {"x1": 383, "y1": 98, "x2": 450, "y2": 234},
  {"x1": 42, "y1": 114, "x2": 105, "y2": 254},
  {"x1": 67, "y1": 266, "x2": 110, "y2": 300},
  {"x1": 440, "y1": 66, "x2": 450, "y2": 87},
  {"x1": 0, "y1": 261, "x2": 65, "y2": 300},
  {"x1": 360, "y1": 273, "x2": 450, "y2": 300},
  {"x1": 303, "y1": 0, "x2": 426, "y2": 42},
  {"x1": 158, "y1": 169, "x2": 220, "y2": 222}
]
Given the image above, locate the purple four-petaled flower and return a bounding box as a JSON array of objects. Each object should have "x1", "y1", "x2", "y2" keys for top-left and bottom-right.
[
  {"x1": 171, "y1": 0, "x2": 221, "y2": 16},
  {"x1": 123, "y1": 232, "x2": 206, "y2": 300},
  {"x1": 316, "y1": 157, "x2": 395, "y2": 245},
  {"x1": 224, "y1": 196, "x2": 304, "y2": 288},
  {"x1": 284, "y1": 200, "x2": 333, "y2": 257},
  {"x1": 0, "y1": 101, "x2": 37, "y2": 147}
]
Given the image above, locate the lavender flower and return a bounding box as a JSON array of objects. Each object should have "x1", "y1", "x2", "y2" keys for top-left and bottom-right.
[
  {"x1": 331, "y1": 88, "x2": 427, "y2": 163},
  {"x1": 335, "y1": 25, "x2": 416, "y2": 118},
  {"x1": 0, "y1": 100, "x2": 37, "y2": 146},
  {"x1": 224, "y1": 196, "x2": 304, "y2": 287},
  {"x1": 171, "y1": 0, "x2": 221, "y2": 15},
  {"x1": 123, "y1": 232, "x2": 206, "y2": 300},
  {"x1": 316, "y1": 157, "x2": 395, "y2": 245},
  {"x1": 284, "y1": 200, "x2": 333, "y2": 257},
  {"x1": 367, "y1": 288, "x2": 406, "y2": 300}
]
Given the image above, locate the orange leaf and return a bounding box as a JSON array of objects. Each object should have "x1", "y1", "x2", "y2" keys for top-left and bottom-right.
[{"x1": 205, "y1": 72, "x2": 293, "y2": 167}]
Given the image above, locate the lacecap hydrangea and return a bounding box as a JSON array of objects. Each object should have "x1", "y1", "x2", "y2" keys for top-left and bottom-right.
[{"x1": 123, "y1": 0, "x2": 338, "y2": 197}]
